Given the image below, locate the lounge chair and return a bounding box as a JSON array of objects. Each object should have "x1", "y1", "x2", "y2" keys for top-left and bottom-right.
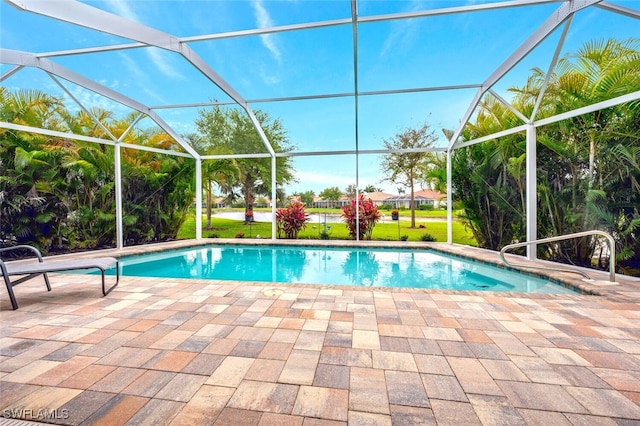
[{"x1": 0, "y1": 245, "x2": 119, "y2": 310}]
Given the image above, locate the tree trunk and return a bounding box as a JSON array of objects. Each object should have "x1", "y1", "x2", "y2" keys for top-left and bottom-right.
[
  {"x1": 243, "y1": 175, "x2": 255, "y2": 221},
  {"x1": 206, "y1": 180, "x2": 212, "y2": 230}
]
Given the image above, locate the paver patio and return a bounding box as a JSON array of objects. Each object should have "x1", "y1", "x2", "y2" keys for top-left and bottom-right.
[{"x1": 1, "y1": 241, "x2": 639, "y2": 425}]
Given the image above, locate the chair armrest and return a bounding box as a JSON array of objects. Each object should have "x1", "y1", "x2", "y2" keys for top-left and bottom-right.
[{"x1": 0, "y1": 245, "x2": 46, "y2": 263}]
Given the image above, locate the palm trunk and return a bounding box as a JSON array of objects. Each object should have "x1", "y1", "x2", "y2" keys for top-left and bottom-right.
[{"x1": 206, "y1": 180, "x2": 212, "y2": 230}]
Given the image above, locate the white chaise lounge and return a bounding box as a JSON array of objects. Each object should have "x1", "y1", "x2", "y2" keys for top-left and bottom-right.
[{"x1": 0, "y1": 245, "x2": 119, "y2": 310}]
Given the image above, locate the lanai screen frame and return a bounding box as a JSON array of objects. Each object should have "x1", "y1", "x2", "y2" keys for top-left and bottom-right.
[{"x1": 1, "y1": 0, "x2": 639, "y2": 255}]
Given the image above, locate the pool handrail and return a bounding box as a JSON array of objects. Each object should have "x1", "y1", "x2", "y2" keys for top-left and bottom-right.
[{"x1": 499, "y1": 230, "x2": 616, "y2": 284}]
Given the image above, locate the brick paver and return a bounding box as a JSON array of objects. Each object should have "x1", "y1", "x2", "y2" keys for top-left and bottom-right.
[{"x1": 1, "y1": 240, "x2": 639, "y2": 424}]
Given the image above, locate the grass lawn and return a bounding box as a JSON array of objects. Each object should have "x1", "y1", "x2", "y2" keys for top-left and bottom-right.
[{"x1": 178, "y1": 213, "x2": 476, "y2": 245}]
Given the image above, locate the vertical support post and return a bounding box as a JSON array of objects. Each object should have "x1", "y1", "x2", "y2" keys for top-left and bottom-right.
[
  {"x1": 195, "y1": 158, "x2": 202, "y2": 240},
  {"x1": 271, "y1": 157, "x2": 277, "y2": 240},
  {"x1": 351, "y1": 0, "x2": 360, "y2": 242},
  {"x1": 526, "y1": 124, "x2": 537, "y2": 260},
  {"x1": 446, "y1": 149, "x2": 453, "y2": 244},
  {"x1": 114, "y1": 143, "x2": 123, "y2": 249}
]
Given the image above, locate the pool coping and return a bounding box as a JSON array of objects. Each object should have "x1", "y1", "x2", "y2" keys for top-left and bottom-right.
[{"x1": 28, "y1": 239, "x2": 640, "y2": 304}]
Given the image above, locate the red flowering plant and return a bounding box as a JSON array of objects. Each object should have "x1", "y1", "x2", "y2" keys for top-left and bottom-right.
[
  {"x1": 276, "y1": 201, "x2": 310, "y2": 239},
  {"x1": 341, "y1": 194, "x2": 381, "y2": 240}
]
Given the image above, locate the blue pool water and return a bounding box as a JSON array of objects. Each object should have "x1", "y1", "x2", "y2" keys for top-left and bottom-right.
[{"x1": 110, "y1": 245, "x2": 575, "y2": 294}]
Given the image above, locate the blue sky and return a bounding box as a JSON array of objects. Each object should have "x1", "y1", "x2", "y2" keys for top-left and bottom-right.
[{"x1": 1, "y1": 0, "x2": 639, "y2": 195}]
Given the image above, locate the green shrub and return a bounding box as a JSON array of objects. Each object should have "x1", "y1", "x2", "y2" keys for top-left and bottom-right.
[
  {"x1": 421, "y1": 233, "x2": 437, "y2": 242},
  {"x1": 276, "y1": 201, "x2": 310, "y2": 239},
  {"x1": 341, "y1": 195, "x2": 381, "y2": 240}
]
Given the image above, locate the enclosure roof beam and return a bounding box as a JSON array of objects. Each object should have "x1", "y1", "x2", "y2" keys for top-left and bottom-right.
[
  {"x1": 6, "y1": 0, "x2": 276, "y2": 158},
  {"x1": 0, "y1": 48, "x2": 199, "y2": 158},
  {"x1": 358, "y1": 0, "x2": 560, "y2": 23},
  {"x1": 150, "y1": 85, "x2": 482, "y2": 110},
  {"x1": 449, "y1": 89, "x2": 640, "y2": 149},
  {"x1": 0, "y1": 121, "x2": 194, "y2": 158},
  {"x1": 29, "y1": 0, "x2": 559, "y2": 59},
  {"x1": 447, "y1": 0, "x2": 601, "y2": 152},
  {"x1": 201, "y1": 147, "x2": 447, "y2": 161},
  {"x1": 480, "y1": 0, "x2": 601, "y2": 92},
  {"x1": 596, "y1": 1, "x2": 640, "y2": 19},
  {"x1": 534, "y1": 90, "x2": 640, "y2": 127}
]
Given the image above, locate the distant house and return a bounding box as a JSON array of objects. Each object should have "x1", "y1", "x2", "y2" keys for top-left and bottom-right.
[
  {"x1": 213, "y1": 197, "x2": 227, "y2": 208},
  {"x1": 384, "y1": 189, "x2": 446, "y2": 209},
  {"x1": 310, "y1": 195, "x2": 350, "y2": 209},
  {"x1": 363, "y1": 191, "x2": 395, "y2": 206}
]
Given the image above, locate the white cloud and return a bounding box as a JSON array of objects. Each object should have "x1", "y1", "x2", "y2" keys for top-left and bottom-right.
[
  {"x1": 104, "y1": 0, "x2": 183, "y2": 80},
  {"x1": 64, "y1": 85, "x2": 131, "y2": 118},
  {"x1": 258, "y1": 65, "x2": 281, "y2": 85},
  {"x1": 118, "y1": 52, "x2": 145, "y2": 80},
  {"x1": 252, "y1": 0, "x2": 282, "y2": 62},
  {"x1": 380, "y1": 0, "x2": 424, "y2": 57},
  {"x1": 104, "y1": 0, "x2": 139, "y2": 22},
  {"x1": 147, "y1": 48, "x2": 186, "y2": 80}
]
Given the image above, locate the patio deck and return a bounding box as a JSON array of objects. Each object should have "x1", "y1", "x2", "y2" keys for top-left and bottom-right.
[{"x1": 1, "y1": 241, "x2": 639, "y2": 425}]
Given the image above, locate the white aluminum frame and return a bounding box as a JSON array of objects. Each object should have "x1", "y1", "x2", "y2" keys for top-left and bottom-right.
[{"x1": 1, "y1": 0, "x2": 639, "y2": 252}]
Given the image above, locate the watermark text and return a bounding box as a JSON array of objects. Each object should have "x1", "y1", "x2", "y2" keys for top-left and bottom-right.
[{"x1": 3, "y1": 408, "x2": 69, "y2": 420}]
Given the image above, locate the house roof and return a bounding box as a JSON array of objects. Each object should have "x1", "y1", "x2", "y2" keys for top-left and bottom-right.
[
  {"x1": 414, "y1": 189, "x2": 446, "y2": 200},
  {"x1": 363, "y1": 191, "x2": 395, "y2": 201}
]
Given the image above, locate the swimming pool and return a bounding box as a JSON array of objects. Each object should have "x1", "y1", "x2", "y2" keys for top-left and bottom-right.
[{"x1": 111, "y1": 244, "x2": 575, "y2": 294}]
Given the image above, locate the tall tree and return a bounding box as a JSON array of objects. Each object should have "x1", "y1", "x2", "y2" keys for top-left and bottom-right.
[
  {"x1": 186, "y1": 133, "x2": 239, "y2": 229},
  {"x1": 381, "y1": 122, "x2": 439, "y2": 228},
  {"x1": 344, "y1": 184, "x2": 357, "y2": 198},
  {"x1": 319, "y1": 186, "x2": 343, "y2": 207},
  {"x1": 363, "y1": 184, "x2": 382, "y2": 193},
  {"x1": 195, "y1": 106, "x2": 296, "y2": 216},
  {"x1": 298, "y1": 190, "x2": 315, "y2": 206}
]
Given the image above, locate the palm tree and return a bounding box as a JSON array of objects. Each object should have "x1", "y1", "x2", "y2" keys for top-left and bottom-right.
[
  {"x1": 453, "y1": 38, "x2": 640, "y2": 273},
  {"x1": 0, "y1": 88, "x2": 70, "y2": 250}
]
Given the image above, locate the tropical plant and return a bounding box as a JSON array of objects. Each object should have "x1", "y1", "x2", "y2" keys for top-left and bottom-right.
[
  {"x1": 451, "y1": 98, "x2": 527, "y2": 250},
  {"x1": 422, "y1": 151, "x2": 448, "y2": 194},
  {"x1": 341, "y1": 194, "x2": 381, "y2": 240},
  {"x1": 0, "y1": 87, "x2": 196, "y2": 252},
  {"x1": 451, "y1": 38, "x2": 640, "y2": 274},
  {"x1": 0, "y1": 88, "x2": 70, "y2": 250},
  {"x1": 276, "y1": 200, "x2": 309, "y2": 239}
]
